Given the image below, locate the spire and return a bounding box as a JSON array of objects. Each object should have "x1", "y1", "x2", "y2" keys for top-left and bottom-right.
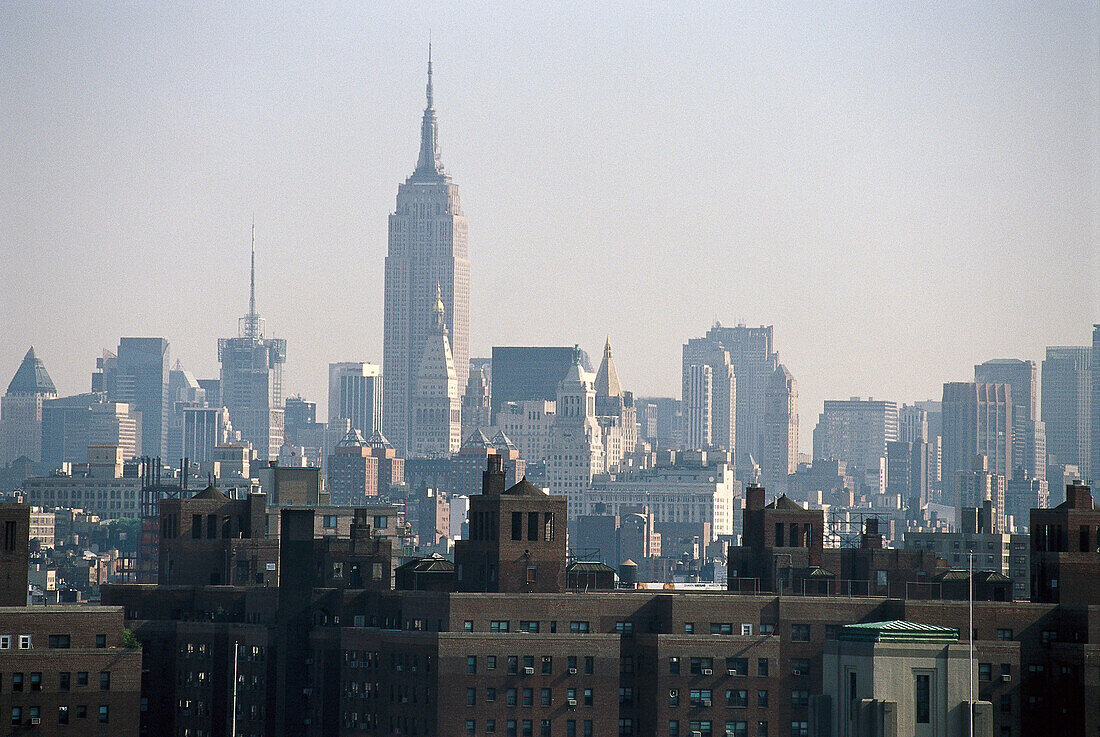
[
  {"x1": 412, "y1": 44, "x2": 446, "y2": 181},
  {"x1": 6, "y1": 347, "x2": 57, "y2": 396},
  {"x1": 432, "y1": 283, "x2": 447, "y2": 333},
  {"x1": 238, "y1": 219, "x2": 266, "y2": 340},
  {"x1": 249, "y1": 215, "x2": 256, "y2": 320},
  {"x1": 595, "y1": 336, "x2": 623, "y2": 398}
]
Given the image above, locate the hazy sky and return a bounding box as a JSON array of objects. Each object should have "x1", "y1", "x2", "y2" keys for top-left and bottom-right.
[{"x1": 2, "y1": 2, "x2": 1097, "y2": 448}]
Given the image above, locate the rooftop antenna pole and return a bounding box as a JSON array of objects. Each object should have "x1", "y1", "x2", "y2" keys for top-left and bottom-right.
[
  {"x1": 969, "y1": 551, "x2": 974, "y2": 737},
  {"x1": 249, "y1": 215, "x2": 256, "y2": 320}
]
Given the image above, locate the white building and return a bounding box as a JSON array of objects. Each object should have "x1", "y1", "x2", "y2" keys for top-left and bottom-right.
[
  {"x1": 546, "y1": 360, "x2": 604, "y2": 515},
  {"x1": 579, "y1": 451, "x2": 737, "y2": 539},
  {"x1": 329, "y1": 362, "x2": 383, "y2": 436},
  {"x1": 496, "y1": 400, "x2": 556, "y2": 466},
  {"x1": 0, "y1": 347, "x2": 57, "y2": 465},
  {"x1": 23, "y1": 446, "x2": 142, "y2": 520},
  {"x1": 409, "y1": 288, "x2": 461, "y2": 457}
]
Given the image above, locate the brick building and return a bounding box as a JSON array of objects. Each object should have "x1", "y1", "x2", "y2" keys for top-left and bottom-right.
[{"x1": 1031, "y1": 481, "x2": 1100, "y2": 604}]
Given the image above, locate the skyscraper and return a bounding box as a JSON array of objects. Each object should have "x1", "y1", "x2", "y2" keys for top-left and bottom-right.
[
  {"x1": 762, "y1": 364, "x2": 799, "y2": 494},
  {"x1": 0, "y1": 347, "x2": 57, "y2": 465},
  {"x1": 681, "y1": 337, "x2": 735, "y2": 455},
  {"x1": 812, "y1": 397, "x2": 898, "y2": 492},
  {"x1": 941, "y1": 382, "x2": 1013, "y2": 513},
  {"x1": 94, "y1": 338, "x2": 170, "y2": 458},
  {"x1": 489, "y1": 346, "x2": 590, "y2": 423},
  {"x1": 328, "y1": 362, "x2": 383, "y2": 438},
  {"x1": 383, "y1": 49, "x2": 470, "y2": 456},
  {"x1": 975, "y1": 359, "x2": 1045, "y2": 479},
  {"x1": 1041, "y1": 346, "x2": 1090, "y2": 478},
  {"x1": 460, "y1": 366, "x2": 491, "y2": 441},
  {"x1": 218, "y1": 225, "x2": 286, "y2": 462},
  {"x1": 408, "y1": 287, "x2": 462, "y2": 457}
]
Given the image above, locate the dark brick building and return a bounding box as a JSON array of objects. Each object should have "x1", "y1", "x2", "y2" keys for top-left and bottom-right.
[{"x1": 1031, "y1": 481, "x2": 1100, "y2": 604}]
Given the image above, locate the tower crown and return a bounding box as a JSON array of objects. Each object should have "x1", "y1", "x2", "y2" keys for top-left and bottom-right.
[{"x1": 412, "y1": 45, "x2": 446, "y2": 182}]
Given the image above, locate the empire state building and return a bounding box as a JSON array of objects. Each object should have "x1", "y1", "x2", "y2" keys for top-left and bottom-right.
[{"x1": 383, "y1": 50, "x2": 470, "y2": 457}]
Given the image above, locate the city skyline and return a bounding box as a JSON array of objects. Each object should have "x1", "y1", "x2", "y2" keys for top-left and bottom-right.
[{"x1": 2, "y1": 4, "x2": 1096, "y2": 450}]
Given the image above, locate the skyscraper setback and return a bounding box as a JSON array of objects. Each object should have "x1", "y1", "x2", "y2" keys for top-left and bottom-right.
[{"x1": 383, "y1": 50, "x2": 470, "y2": 457}]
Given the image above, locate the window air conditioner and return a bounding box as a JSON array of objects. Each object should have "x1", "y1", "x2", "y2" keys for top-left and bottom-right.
[
  {"x1": 568, "y1": 668, "x2": 577, "y2": 675},
  {"x1": 524, "y1": 666, "x2": 535, "y2": 675},
  {"x1": 567, "y1": 698, "x2": 577, "y2": 707},
  {"x1": 30, "y1": 718, "x2": 41, "y2": 725},
  {"x1": 702, "y1": 668, "x2": 713, "y2": 676},
  {"x1": 1001, "y1": 674, "x2": 1012, "y2": 682},
  {"x1": 701, "y1": 698, "x2": 712, "y2": 707},
  {"x1": 726, "y1": 669, "x2": 736, "y2": 676}
]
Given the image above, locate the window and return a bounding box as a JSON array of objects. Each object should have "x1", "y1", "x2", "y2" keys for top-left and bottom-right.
[
  {"x1": 464, "y1": 620, "x2": 473, "y2": 632},
  {"x1": 684, "y1": 622, "x2": 695, "y2": 634},
  {"x1": 467, "y1": 688, "x2": 476, "y2": 706},
  {"x1": 915, "y1": 674, "x2": 930, "y2": 724},
  {"x1": 996, "y1": 628, "x2": 1013, "y2": 641},
  {"x1": 508, "y1": 656, "x2": 519, "y2": 674},
  {"x1": 507, "y1": 688, "x2": 518, "y2": 707},
  {"x1": 521, "y1": 621, "x2": 540, "y2": 633},
  {"x1": 620, "y1": 687, "x2": 634, "y2": 705},
  {"x1": 584, "y1": 657, "x2": 594, "y2": 675},
  {"x1": 508, "y1": 721, "x2": 518, "y2": 737},
  {"x1": 791, "y1": 659, "x2": 809, "y2": 678},
  {"x1": 689, "y1": 721, "x2": 713, "y2": 737},
  {"x1": 791, "y1": 722, "x2": 808, "y2": 737},
  {"x1": 512, "y1": 512, "x2": 524, "y2": 540},
  {"x1": 12, "y1": 673, "x2": 22, "y2": 692},
  {"x1": 615, "y1": 621, "x2": 634, "y2": 635},
  {"x1": 759, "y1": 721, "x2": 769, "y2": 737},
  {"x1": 49, "y1": 634, "x2": 71, "y2": 648},
  {"x1": 689, "y1": 689, "x2": 712, "y2": 707},
  {"x1": 757, "y1": 690, "x2": 768, "y2": 708},
  {"x1": 100, "y1": 672, "x2": 110, "y2": 691},
  {"x1": 741, "y1": 624, "x2": 753, "y2": 636},
  {"x1": 0, "y1": 635, "x2": 9, "y2": 649},
  {"x1": 523, "y1": 719, "x2": 533, "y2": 736},
  {"x1": 488, "y1": 720, "x2": 497, "y2": 734},
  {"x1": 669, "y1": 689, "x2": 680, "y2": 707},
  {"x1": 373, "y1": 515, "x2": 388, "y2": 529},
  {"x1": 524, "y1": 655, "x2": 535, "y2": 672},
  {"x1": 487, "y1": 688, "x2": 497, "y2": 703},
  {"x1": 523, "y1": 688, "x2": 534, "y2": 707},
  {"x1": 669, "y1": 720, "x2": 680, "y2": 737},
  {"x1": 58, "y1": 705, "x2": 69, "y2": 725},
  {"x1": 541, "y1": 688, "x2": 551, "y2": 706},
  {"x1": 527, "y1": 566, "x2": 538, "y2": 584},
  {"x1": 322, "y1": 514, "x2": 338, "y2": 529},
  {"x1": 1041, "y1": 630, "x2": 1056, "y2": 644},
  {"x1": 60, "y1": 672, "x2": 70, "y2": 691},
  {"x1": 690, "y1": 658, "x2": 713, "y2": 675},
  {"x1": 11, "y1": 707, "x2": 20, "y2": 726},
  {"x1": 18, "y1": 635, "x2": 31, "y2": 649},
  {"x1": 760, "y1": 624, "x2": 774, "y2": 636},
  {"x1": 77, "y1": 672, "x2": 88, "y2": 686},
  {"x1": 76, "y1": 706, "x2": 86, "y2": 719},
  {"x1": 98, "y1": 705, "x2": 109, "y2": 724},
  {"x1": 488, "y1": 656, "x2": 497, "y2": 670},
  {"x1": 979, "y1": 663, "x2": 992, "y2": 682},
  {"x1": 619, "y1": 718, "x2": 634, "y2": 735},
  {"x1": 584, "y1": 721, "x2": 593, "y2": 737},
  {"x1": 584, "y1": 688, "x2": 593, "y2": 707},
  {"x1": 467, "y1": 720, "x2": 476, "y2": 735},
  {"x1": 542, "y1": 656, "x2": 552, "y2": 674},
  {"x1": 567, "y1": 656, "x2": 578, "y2": 672},
  {"x1": 758, "y1": 659, "x2": 769, "y2": 677},
  {"x1": 725, "y1": 722, "x2": 748, "y2": 737},
  {"x1": 567, "y1": 721, "x2": 576, "y2": 737},
  {"x1": 29, "y1": 673, "x2": 42, "y2": 691},
  {"x1": 726, "y1": 658, "x2": 748, "y2": 676},
  {"x1": 1000, "y1": 694, "x2": 1012, "y2": 713},
  {"x1": 710, "y1": 623, "x2": 733, "y2": 635},
  {"x1": 670, "y1": 657, "x2": 681, "y2": 674},
  {"x1": 542, "y1": 720, "x2": 552, "y2": 737},
  {"x1": 570, "y1": 621, "x2": 590, "y2": 634},
  {"x1": 790, "y1": 624, "x2": 809, "y2": 642},
  {"x1": 491, "y1": 620, "x2": 511, "y2": 633},
  {"x1": 467, "y1": 656, "x2": 477, "y2": 674},
  {"x1": 790, "y1": 690, "x2": 809, "y2": 708},
  {"x1": 726, "y1": 689, "x2": 748, "y2": 708}
]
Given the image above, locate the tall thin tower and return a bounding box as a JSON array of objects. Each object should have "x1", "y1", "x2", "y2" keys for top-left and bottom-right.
[
  {"x1": 383, "y1": 47, "x2": 471, "y2": 456},
  {"x1": 219, "y1": 222, "x2": 287, "y2": 461}
]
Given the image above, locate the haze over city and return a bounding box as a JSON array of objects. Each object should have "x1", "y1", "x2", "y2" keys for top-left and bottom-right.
[{"x1": 2, "y1": 2, "x2": 1097, "y2": 446}]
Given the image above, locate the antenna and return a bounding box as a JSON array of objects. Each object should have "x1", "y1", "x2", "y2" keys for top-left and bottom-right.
[
  {"x1": 426, "y1": 36, "x2": 434, "y2": 108},
  {"x1": 249, "y1": 215, "x2": 256, "y2": 319}
]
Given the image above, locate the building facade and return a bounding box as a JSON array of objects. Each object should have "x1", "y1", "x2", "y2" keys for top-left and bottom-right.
[
  {"x1": 975, "y1": 359, "x2": 1045, "y2": 480},
  {"x1": 1041, "y1": 346, "x2": 1090, "y2": 480},
  {"x1": 329, "y1": 362, "x2": 383, "y2": 437},
  {"x1": 93, "y1": 338, "x2": 170, "y2": 460},
  {"x1": 941, "y1": 382, "x2": 1013, "y2": 511},
  {"x1": 0, "y1": 347, "x2": 58, "y2": 466},
  {"x1": 383, "y1": 53, "x2": 470, "y2": 457}
]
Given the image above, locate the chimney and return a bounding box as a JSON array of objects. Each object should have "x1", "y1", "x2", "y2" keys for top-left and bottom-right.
[
  {"x1": 747, "y1": 484, "x2": 765, "y2": 511},
  {"x1": 1065, "y1": 482, "x2": 1093, "y2": 510},
  {"x1": 961, "y1": 507, "x2": 979, "y2": 534},
  {"x1": 860, "y1": 517, "x2": 883, "y2": 549},
  {"x1": 483, "y1": 455, "x2": 506, "y2": 496}
]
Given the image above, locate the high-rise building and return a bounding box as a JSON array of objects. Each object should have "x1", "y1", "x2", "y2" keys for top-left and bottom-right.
[
  {"x1": 704, "y1": 324, "x2": 782, "y2": 471},
  {"x1": 593, "y1": 338, "x2": 636, "y2": 473},
  {"x1": 328, "y1": 362, "x2": 383, "y2": 437},
  {"x1": 886, "y1": 439, "x2": 930, "y2": 512},
  {"x1": 165, "y1": 362, "x2": 205, "y2": 462},
  {"x1": 495, "y1": 400, "x2": 556, "y2": 466},
  {"x1": 681, "y1": 337, "x2": 735, "y2": 454},
  {"x1": 383, "y1": 51, "x2": 470, "y2": 456},
  {"x1": 94, "y1": 338, "x2": 170, "y2": 458},
  {"x1": 218, "y1": 227, "x2": 286, "y2": 462},
  {"x1": 899, "y1": 404, "x2": 929, "y2": 443},
  {"x1": 975, "y1": 358, "x2": 1045, "y2": 478},
  {"x1": 284, "y1": 395, "x2": 321, "y2": 446},
  {"x1": 1041, "y1": 346, "x2": 1090, "y2": 478},
  {"x1": 635, "y1": 397, "x2": 682, "y2": 450},
  {"x1": 488, "y1": 346, "x2": 591, "y2": 423},
  {"x1": 546, "y1": 357, "x2": 604, "y2": 517},
  {"x1": 1093, "y1": 326, "x2": 1100, "y2": 485},
  {"x1": 460, "y1": 366, "x2": 491, "y2": 441},
  {"x1": 0, "y1": 347, "x2": 57, "y2": 465},
  {"x1": 408, "y1": 288, "x2": 461, "y2": 457},
  {"x1": 762, "y1": 365, "x2": 798, "y2": 494},
  {"x1": 180, "y1": 406, "x2": 231, "y2": 464},
  {"x1": 812, "y1": 398, "x2": 898, "y2": 492},
  {"x1": 941, "y1": 382, "x2": 1013, "y2": 515}
]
